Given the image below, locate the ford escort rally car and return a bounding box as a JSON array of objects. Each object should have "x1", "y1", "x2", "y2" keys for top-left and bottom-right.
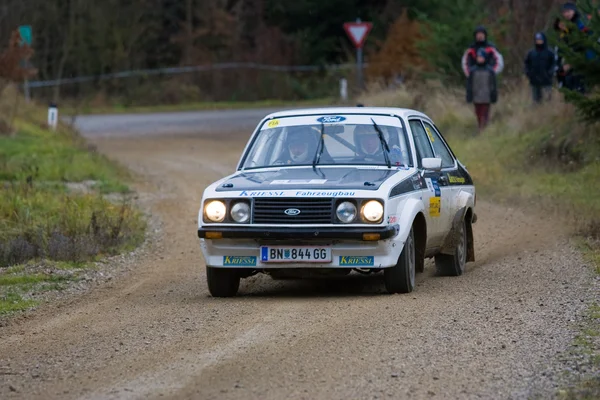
[{"x1": 197, "y1": 107, "x2": 477, "y2": 297}]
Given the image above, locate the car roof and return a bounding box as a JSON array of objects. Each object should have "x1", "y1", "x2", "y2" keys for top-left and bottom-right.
[{"x1": 263, "y1": 107, "x2": 432, "y2": 121}]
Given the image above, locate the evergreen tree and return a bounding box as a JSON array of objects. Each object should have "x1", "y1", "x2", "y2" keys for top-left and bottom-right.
[{"x1": 554, "y1": 0, "x2": 600, "y2": 123}]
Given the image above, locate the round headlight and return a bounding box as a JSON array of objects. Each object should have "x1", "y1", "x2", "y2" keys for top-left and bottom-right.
[
  {"x1": 336, "y1": 201, "x2": 357, "y2": 223},
  {"x1": 361, "y1": 200, "x2": 384, "y2": 223},
  {"x1": 205, "y1": 200, "x2": 226, "y2": 222},
  {"x1": 230, "y1": 202, "x2": 250, "y2": 223}
]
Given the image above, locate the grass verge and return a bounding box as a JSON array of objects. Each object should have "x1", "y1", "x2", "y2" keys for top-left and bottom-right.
[
  {"x1": 63, "y1": 98, "x2": 336, "y2": 116},
  {"x1": 0, "y1": 87, "x2": 146, "y2": 316},
  {"x1": 359, "y1": 80, "x2": 600, "y2": 227}
]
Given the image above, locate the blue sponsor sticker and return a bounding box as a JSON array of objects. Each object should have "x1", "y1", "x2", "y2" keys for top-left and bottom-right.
[
  {"x1": 431, "y1": 179, "x2": 441, "y2": 197},
  {"x1": 339, "y1": 256, "x2": 374, "y2": 266},
  {"x1": 223, "y1": 256, "x2": 257, "y2": 266},
  {"x1": 317, "y1": 116, "x2": 346, "y2": 124}
]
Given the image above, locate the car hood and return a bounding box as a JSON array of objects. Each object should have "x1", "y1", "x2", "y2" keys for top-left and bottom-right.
[{"x1": 215, "y1": 167, "x2": 412, "y2": 192}]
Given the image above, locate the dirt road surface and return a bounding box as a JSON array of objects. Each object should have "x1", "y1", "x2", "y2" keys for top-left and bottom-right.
[{"x1": 1, "y1": 110, "x2": 597, "y2": 399}]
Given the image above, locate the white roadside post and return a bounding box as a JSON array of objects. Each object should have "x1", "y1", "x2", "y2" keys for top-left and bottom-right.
[
  {"x1": 340, "y1": 78, "x2": 348, "y2": 102},
  {"x1": 48, "y1": 103, "x2": 58, "y2": 131}
]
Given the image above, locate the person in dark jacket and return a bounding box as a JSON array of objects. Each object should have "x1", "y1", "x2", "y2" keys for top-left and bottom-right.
[
  {"x1": 466, "y1": 49, "x2": 498, "y2": 134},
  {"x1": 524, "y1": 32, "x2": 556, "y2": 103},
  {"x1": 461, "y1": 25, "x2": 504, "y2": 77}
]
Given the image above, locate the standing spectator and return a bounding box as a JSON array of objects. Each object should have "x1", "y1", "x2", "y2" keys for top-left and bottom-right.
[
  {"x1": 466, "y1": 49, "x2": 498, "y2": 134},
  {"x1": 524, "y1": 32, "x2": 556, "y2": 104},
  {"x1": 461, "y1": 26, "x2": 504, "y2": 77}
]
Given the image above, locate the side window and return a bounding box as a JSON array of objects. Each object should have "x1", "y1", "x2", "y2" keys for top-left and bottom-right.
[
  {"x1": 409, "y1": 120, "x2": 435, "y2": 166},
  {"x1": 422, "y1": 121, "x2": 455, "y2": 168}
]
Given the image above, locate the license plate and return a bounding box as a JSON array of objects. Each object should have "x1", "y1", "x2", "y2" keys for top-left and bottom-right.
[{"x1": 260, "y1": 246, "x2": 332, "y2": 263}]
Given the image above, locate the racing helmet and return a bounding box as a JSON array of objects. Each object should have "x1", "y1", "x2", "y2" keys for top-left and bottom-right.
[
  {"x1": 354, "y1": 125, "x2": 387, "y2": 155},
  {"x1": 286, "y1": 126, "x2": 317, "y2": 162}
]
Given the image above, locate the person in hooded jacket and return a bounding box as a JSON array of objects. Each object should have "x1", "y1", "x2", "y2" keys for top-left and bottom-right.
[
  {"x1": 524, "y1": 32, "x2": 556, "y2": 103},
  {"x1": 461, "y1": 26, "x2": 505, "y2": 77},
  {"x1": 466, "y1": 48, "x2": 498, "y2": 134}
]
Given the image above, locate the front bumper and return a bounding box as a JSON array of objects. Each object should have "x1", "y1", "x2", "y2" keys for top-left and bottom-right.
[
  {"x1": 197, "y1": 225, "x2": 399, "y2": 241},
  {"x1": 198, "y1": 225, "x2": 402, "y2": 269}
]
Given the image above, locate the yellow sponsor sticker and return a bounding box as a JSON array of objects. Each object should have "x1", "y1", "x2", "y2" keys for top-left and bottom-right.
[
  {"x1": 425, "y1": 126, "x2": 435, "y2": 142},
  {"x1": 448, "y1": 175, "x2": 466, "y2": 184},
  {"x1": 429, "y1": 197, "x2": 441, "y2": 217},
  {"x1": 267, "y1": 119, "x2": 280, "y2": 128}
]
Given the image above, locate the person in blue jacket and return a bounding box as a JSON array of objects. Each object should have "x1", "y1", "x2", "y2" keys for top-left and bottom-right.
[{"x1": 524, "y1": 32, "x2": 556, "y2": 103}]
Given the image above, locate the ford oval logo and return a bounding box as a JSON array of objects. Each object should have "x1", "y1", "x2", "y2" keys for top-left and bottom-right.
[
  {"x1": 284, "y1": 208, "x2": 301, "y2": 216},
  {"x1": 317, "y1": 116, "x2": 346, "y2": 124}
]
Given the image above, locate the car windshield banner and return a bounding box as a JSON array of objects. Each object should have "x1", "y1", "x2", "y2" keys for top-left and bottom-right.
[{"x1": 260, "y1": 114, "x2": 402, "y2": 130}]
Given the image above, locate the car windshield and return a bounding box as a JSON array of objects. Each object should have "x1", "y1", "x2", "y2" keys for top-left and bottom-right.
[{"x1": 241, "y1": 114, "x2": 413, "y2": 169}]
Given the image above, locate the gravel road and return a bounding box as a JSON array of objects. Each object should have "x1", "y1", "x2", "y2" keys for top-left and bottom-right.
[{"x1": 1, "y1": 109, "x2": 597, "y2": 399}]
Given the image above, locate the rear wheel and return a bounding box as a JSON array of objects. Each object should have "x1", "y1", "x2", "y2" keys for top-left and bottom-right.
[
  {"x1": 206, "y1": 266, "x2": 240, "y2": 297},
  {"x1": 384, "y1": 227, "x2": 416, "y2": 294},
  {"x1": 435, "y1": 218, "x2": 467, "y2": 276}
]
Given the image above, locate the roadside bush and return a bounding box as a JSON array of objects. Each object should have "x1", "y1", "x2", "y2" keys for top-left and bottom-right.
[{"x1": 0, "y1": 184, "x2": 145, "y2": 268}]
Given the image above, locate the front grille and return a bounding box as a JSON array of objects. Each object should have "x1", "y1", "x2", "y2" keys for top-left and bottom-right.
[{"x1": 252, "y1": 198, "x2": 333, "y2": 224}]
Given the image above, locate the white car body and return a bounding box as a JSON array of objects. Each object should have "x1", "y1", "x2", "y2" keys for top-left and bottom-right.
[{"x1": 197, "y1": 107, "x2": 477, "y2": 296}]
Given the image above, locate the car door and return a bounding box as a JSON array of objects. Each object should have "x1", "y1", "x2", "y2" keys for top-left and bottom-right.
[
  {"x1": 420, "y1": 120, "x2": 461, "y2": 234},
  {"x1": 408, "y1": 119, "x2": 449, "y2": 247}
]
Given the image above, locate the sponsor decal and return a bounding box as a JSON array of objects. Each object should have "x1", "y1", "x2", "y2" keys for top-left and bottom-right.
[
  {"x1": 339, "y1": 256, "x2": 374, "y2": 266},
  {"x1": 431, "y1": 178, "x2": 441, "y2": 197},
  {"x1": 284, "y1": 208, "x2": 301, "y2": 216},
  {"x1": 447, "y1": 175, "x2": 466, "y2": 184},
  {"x1": 295, "y1": 190, "x2": 355, "y2": 197},
  {"x1": 223, "y1": 256, "x2": 257, "y2": 266},
  {"x1": 425, "y1": 178, "x2": 440, "y2": 197},
  {"x1": 429, "y1": 197, "x2": 441, "y2": 217},
  {"x1": 270, "y1": 179, "x2": 327, "y2": 185},
  {"x1": 238, "y1": 190, "x2": 355, "y2": 197},
  {"x1": 388, "y1": 215, "x2": 398, "y2": 224},
  {"x1": 425, "y1": 126, "x2": 435, "y2": 142},
  {"x1": 411, "y1": 175, "x2": 423, "y2": 190},
  {"x1": 317, "y1": 116, "x2": 347, "y2": 124},
  {"x1": 267, "y1": 119, "x2": 280, "y2": 128},
  {"x1": 239, "y1": 190, "x2": 285, "y2": 197}
]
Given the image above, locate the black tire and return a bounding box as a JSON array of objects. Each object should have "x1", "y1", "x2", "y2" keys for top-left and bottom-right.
[
  {"x1": 206, "y1": 266, "x2": 240, "y2": 297},
  {"x1": 384, "y1": 227, "x2": 416, "y2": 294},
  {"x1": 435, "y1": 218, "x2": 467, "y2": 276}
]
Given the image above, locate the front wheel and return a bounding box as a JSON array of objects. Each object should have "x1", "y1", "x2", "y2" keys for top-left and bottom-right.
[
  {"x1": 384, "y1": 227, "x2": 416, "y2": 294},
  {"x1": 435, "y1": 218, "x2": 467, "y2": 276},
  {"x1": 206, "y1": 266, "x2": 240, "y2": 297}
]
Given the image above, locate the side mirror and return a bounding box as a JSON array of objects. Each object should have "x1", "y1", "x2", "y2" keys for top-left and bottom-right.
[{"x1": 422, "y1": 157, "x2": 442, "y2": 171}]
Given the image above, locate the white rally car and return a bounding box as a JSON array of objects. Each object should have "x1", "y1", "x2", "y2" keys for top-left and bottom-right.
[{"x1": 197, "y1": 107, "x2": 477, "y2": 297}]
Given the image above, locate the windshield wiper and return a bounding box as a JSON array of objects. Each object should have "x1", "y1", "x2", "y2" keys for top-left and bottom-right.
[
  {"x1": 313, "y1": 122, "x2": 326, "y2": 168},
  {"x1": 371, "y1": 118, "x2": 391, "y2": 168}
]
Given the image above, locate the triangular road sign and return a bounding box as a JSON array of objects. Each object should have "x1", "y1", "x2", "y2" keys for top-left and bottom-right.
[{"x1": 343, "y1": 22, "x2": 373, "y2": 49}]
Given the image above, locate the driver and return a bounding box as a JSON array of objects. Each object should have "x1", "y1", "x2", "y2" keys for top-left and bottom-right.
[
  {"x1": 353, "y1": 125, "x2": 385, "y2": 159},
  {"x1": 277, "y1": 126, "x2": 319, "y2": 165}
]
